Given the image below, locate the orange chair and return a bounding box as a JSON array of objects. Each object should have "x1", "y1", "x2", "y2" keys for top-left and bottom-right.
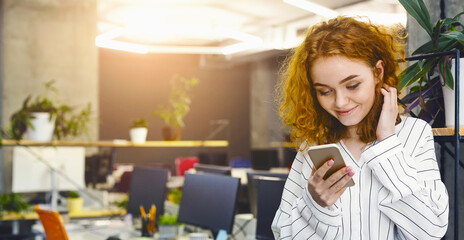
[{"x1": 34, "y1": 205, "x2": 69, "y2": 240}]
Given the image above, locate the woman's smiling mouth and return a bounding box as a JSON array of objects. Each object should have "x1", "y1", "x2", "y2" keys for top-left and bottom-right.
[{"x1": 336, "y1": 106, "x2": 358, "y2": 116}]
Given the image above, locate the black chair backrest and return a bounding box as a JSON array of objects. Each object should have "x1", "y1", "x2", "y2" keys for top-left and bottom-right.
[
  {"x1": 246, "y1": 171, "x2": 288, "y2": 217},
  {"x1": 255, "y1": 176, "x2": 286, "y2": 240},
  {"x1": 126, "y1": 166, "x2": 169, "y2": 222},
  {"x1": 178, "y1": 172, "x2": 240, "y2": 237}
]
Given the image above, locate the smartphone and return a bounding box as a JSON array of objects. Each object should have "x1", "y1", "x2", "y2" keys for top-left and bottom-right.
[{"x1": 307, "y1": 143, "x2": 355, "y2": 187}]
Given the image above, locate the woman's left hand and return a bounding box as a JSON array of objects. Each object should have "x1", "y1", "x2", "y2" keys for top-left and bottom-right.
[{"x1": 377, "y1": 84, "x2": 398, "y2": 141}]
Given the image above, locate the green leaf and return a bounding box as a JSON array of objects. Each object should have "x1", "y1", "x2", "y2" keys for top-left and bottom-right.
[
  {"x1": 442, "y1": 17, "x2": 463, "y2": 29},
  {"x1": 438, "y1": 60, "x2": 445, "y2": 78},
  {"x1": 399, "y1": 59, "x2": 438, "y2": 89},
  {"x1": 398, "y1": 0, "x2": 433, "y2": 37},
  {"x1": 399, "y1": 62, "x2": 421, "y2": 89},
  {"x1": 413, "y1": 36, "x2": 457, "y2": 55},
  {"x1": 441, "y1": 31, "x2": 464, "y2": 46},
  {"x1": 453, "y1": 11, "x2": 464, "y2": 21},
  {"x1": 432, "y1": 19, "x2": 444, "y2": 50},
  {"x1": 444, "y1": 63, "x2": 454, "y2": 89}
]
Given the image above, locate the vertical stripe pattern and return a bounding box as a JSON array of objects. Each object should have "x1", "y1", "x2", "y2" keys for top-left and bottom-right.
[{"x1": 271, "y1": 117, "x2": 449, "y2": 239}]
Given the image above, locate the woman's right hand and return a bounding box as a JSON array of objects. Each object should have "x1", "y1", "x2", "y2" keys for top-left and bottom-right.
[{"x1": 307, "y1": 159, "x2": 354, "y2": 207}]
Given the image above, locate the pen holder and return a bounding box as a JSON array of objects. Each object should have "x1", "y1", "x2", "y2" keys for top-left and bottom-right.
[{"x1": 141, "y1": 218, "x2": 152, "y2": 237}]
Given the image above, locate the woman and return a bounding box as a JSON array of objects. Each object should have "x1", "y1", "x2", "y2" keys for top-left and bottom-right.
[{"x1": 271, "y1": 16, "x2": 449, "y2": 240}]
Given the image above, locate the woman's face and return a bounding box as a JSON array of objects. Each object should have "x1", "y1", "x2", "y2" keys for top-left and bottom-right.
[{"x1": 310, "y1": 55, "x2": 382, "y2": 128}]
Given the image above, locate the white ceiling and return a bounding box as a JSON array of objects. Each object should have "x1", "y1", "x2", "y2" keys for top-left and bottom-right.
[{"x1": 97, "y1": 0, "x2": 406, "y2": 56}]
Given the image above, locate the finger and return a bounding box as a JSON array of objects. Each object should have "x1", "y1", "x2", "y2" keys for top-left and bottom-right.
[
  {"x1": 324, "y1": 166, "x2": 353, "y2": 188},
  {"x1": 390, "y1": 88, "x2": 398, "y2": 109},
  {"x1": 332, "y1": 186, "x2": 348, "y2": 201},
  {"x1": 312, "y1": 159, "x2": 334, "y2": 182},
  {"x1": 328, "y1": 171, "x2": 355, "y2": 195},
  {"x1": 310, "y1": 166, "x2": 316, "y2": 176},
  {"x1": 380, "y1": 88, "x2": 388, "y2": 101},
  {"x1": 324, "y1": 185, "x2": 349, "y2": 206}
]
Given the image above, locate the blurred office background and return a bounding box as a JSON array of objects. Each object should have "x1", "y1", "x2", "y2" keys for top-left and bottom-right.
[
  {"x1": 1, "y1": 0, "x2": 464, "y2": 238},
  {"x1": 0, "y1": 0, "x2": 410, "y2": 183}
]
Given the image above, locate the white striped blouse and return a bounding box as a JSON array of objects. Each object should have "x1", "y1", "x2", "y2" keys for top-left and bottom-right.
[{"x1": 271, "y1": 117, "x2": 449, "y2": 240}]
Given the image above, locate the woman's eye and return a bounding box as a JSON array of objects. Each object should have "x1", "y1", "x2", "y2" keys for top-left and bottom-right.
[
  {"x1": 347, "y1": 83, "x2": 360, "y2": 90},
  {"x1": 318, "y1": 89, "x2": 332, "y2": 96}
]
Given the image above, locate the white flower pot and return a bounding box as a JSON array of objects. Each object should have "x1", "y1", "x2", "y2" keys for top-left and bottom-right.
[
  {"x1": 130, "y1": 127, "x2": 148, "y2": 143},
  {"x1": 26, "y1": 112, "x2": 55, "y2": 142},
  {"x1": 442, "y1": 58, "x2": 464, "y2": 128}
]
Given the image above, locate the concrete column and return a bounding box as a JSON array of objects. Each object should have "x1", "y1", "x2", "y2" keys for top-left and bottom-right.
[
  {"x1": 1, "y1": 0, "x2": 98, "y2": 192},
  {"x1": 250, "y1": 58, "x2": 283, "y2": 149}
]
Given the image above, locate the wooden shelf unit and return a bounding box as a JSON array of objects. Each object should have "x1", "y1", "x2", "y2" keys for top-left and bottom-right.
[{"x1": 0, "y1": 139, "x2": 228, "y2": 147}]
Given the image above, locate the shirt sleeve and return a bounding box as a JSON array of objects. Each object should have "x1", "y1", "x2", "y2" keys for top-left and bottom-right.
[
  {"x1": 271, "y1": 149, "x2": 343, "y2": 240},
  {"x1": 363, "y1": 120, "x2": 449, "y2": 239}
]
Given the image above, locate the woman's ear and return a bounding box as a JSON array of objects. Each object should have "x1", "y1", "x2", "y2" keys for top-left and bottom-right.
[{"x1": 375, "y1": 60, "x2": 385, "y2": 83}]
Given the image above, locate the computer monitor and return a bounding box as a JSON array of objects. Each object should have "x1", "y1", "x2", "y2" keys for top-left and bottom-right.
[
  {"x1": 251, "y1": 149, "x2": 279, "y2": 170},
  {"x1": 194, "y1": 164, "x2": 231, "y2": 176},
  {"x1": 178, "y1": 173, "x2": 240, "y2": 237},
  {"x1": 126, "y1": 166, "x2": 168, "y2": 222},
  {"x1": 255, "y1": 176, "x2": 286, "y2": 240},
  {"x1": 12, "y1": 146, "x2": 85, "y2": 193},
  {"x1": 246, "y1": 172, "x2": 288, "y2": 217},
  {"x1": 197, "y1": 152, "x2": 228, "y2": 166}
]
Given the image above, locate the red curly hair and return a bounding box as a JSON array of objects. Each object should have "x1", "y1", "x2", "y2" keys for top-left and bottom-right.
[{"x1": 278, "y1": 16, "x2": 405, "y2": 149}]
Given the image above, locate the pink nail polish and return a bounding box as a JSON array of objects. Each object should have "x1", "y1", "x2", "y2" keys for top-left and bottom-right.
[
  {"x1": 345, "y1": 167, "x2": 351, "y2": 173},
  {"x1": 327, "y1": 160, "x2": 334, "y2": 166},
  {"x1": 348, "y1": 171, "x2": 355, "y2": 177}
]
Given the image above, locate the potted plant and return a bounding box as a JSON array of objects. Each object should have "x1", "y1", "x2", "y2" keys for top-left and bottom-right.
[
  {"x1": 158, "y1": 213, "x2": 184, "y2": 239},
  {"x1": 153, "y1": 75, "x2": 199, "y2": 141},
  {"x1": 130, "y1": 118, "x2": 149, "y2": 143},
  {"x1": 398, "y1": 0, "x2": 464, "y2": 127},
  {"x1": 0, "y1": 193, "x2": 31, "y2": 217},
  {"x1": 3, "y1": 80, "x2": 92, "y2": 141},
  {"x1": 167, "y1": 188, "x2": 182, "y2": 205},
  {"x1": 67, "y1": 191, "x2": 83, "y2": 214}
]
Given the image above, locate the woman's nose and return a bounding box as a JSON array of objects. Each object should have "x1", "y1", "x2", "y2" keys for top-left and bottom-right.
[{"x1": 335, "y1": 91, "x2": 349, "y2": 108}]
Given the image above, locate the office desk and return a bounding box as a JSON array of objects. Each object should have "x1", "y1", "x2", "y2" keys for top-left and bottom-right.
[
  {"x1": 0, "y1": 208, "x2": 125, "y2": 221},
  {"x1": 1, "y1": 208, "x2": 125, "y2": 234},
  {"x1": 33, "y1": 214, "x2": 254, "y2": 240},
  {"x1": 33, "y1": 219, "x2": 203, "y2": 240}
]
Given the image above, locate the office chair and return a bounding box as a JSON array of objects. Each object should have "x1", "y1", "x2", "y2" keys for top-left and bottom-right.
[
  {"x1": 126, "y1": 166, "x2": 169, "y2": 221},
  {"x1": 34, "y1": 205, "x2": 69, "y2": 240},
  {"x1": 247, "y1": 172, "x2": 288, "y2": 217},
  {"x1": 255, "y1": 176, "x2": 286, "y2": 240}
]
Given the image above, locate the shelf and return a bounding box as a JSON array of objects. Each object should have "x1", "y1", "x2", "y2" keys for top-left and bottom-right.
[
  {"x1": 270, "y1": 142, "x2": 296, "y2": 148},
  {"x1": 270, "y1": 128, "x2": 464, "y2": 148},
  {"x1": 0, "y1": 139, "x2": 228, "y2": 147},
  {"x1": 432, "y1": 128, "x2": 464, "y2": 136}
]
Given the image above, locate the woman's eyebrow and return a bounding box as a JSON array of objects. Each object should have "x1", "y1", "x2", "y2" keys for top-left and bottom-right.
[{"x1": 313, "y1": 74, "x2": 359, "y2": 87}]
